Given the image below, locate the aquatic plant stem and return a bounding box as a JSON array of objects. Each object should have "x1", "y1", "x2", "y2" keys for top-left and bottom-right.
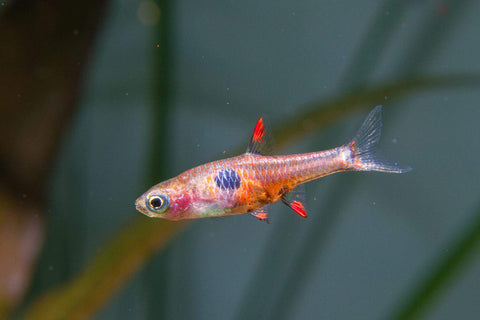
[
  {"x1": 23, "y1": 73, "x2": 480, "y2": 319},
  {"x1": 23, "y1": 218, "x2": 187, "y2": 320},
  {"x1": 390, "y1": 205, "x2": 480, "y2": 320}
]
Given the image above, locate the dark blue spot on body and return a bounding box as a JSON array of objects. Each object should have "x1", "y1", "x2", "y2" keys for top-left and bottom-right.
[{"x1": 215, "y1": 169, "x2": 241, "y2": 190}]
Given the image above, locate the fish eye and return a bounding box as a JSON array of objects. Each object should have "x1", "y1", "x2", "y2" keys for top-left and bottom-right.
[{"x1": 146, "y1": 194, "x2": 169, "y2": 213}]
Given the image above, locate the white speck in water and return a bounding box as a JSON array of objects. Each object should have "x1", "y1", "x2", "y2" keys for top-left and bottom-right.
[
  {"x1": 226, "y1": 87, "x2": 230, "y2": 91},
  {"x1": 226, "y1": 101, "x2": 230, "y2": 105},
  {"x1": 392, "y1": 138, "x2": 398, "y2": 144},
  {"x1": 372, "y1": 201, "x2": 376, "y2": 205},
  {"x1": 125, "y1": 92, "x2": 129, "y2": 96}
]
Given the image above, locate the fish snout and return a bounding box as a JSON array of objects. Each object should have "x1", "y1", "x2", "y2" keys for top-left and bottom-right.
[{"x1": 134, "y1": 196, "x2": 150, "y2": 216}]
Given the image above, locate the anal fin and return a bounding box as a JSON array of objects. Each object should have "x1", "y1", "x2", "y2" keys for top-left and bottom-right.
[{"x1": 281, "y1": 186, "x2": 308, "y2": 218}]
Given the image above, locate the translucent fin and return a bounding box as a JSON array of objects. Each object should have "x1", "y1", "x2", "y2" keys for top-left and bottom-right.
[
  {"x1": 246, "y1": 118, "x2": 274, "y2": 155},
  {"x1": 349, "y1": 105, "x2": 412, "y2": 173},
  {"x1": 250, "y1": 207, "x2": 270, "y2": 223},
  {"x1": 281, "y1": 185, "x2": 308, "y2": 218}
]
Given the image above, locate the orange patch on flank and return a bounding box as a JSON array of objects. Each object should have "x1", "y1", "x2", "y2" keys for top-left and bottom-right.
[
  {"x1": 205, "y1": 175, "x2": 216, "y2": 196},
  {"x1": 290, "y1": 201, "x2": 307, "y2": 217}
]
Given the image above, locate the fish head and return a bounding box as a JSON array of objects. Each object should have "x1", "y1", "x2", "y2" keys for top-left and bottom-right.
[{"x1": 135, "y1": 178, "x2": 192, "y2": 220}]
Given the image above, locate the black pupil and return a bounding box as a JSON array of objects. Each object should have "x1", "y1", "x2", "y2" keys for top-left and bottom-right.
[{"x1": 150, "y1": 197, "x2": 163, "y2": 208}]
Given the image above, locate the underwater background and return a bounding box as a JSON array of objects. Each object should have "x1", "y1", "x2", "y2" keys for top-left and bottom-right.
[{"x1": 1, "y1": 0, "x2": 480, "y2": 319}]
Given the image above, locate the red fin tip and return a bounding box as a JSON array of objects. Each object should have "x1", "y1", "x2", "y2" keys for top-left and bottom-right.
[
  {"x1": 252, "y1": 118, "x2": 264, "y2": 142},
  {"x1": 290, "y1": 201, "x2": 307, "y2": 218}
]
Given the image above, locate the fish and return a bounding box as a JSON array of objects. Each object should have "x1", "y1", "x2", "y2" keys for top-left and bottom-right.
[{"x1": 134, "y1": 105, "x2": 411, "y2": 221}]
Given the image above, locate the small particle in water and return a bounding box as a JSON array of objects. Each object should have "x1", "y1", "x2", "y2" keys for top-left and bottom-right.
[
  {"x1": 196, "y1": 144, "x2": 200, "y2": 148},
  {"x1": 372, "y1": 201, "x2": 376, "y2": 205},
  {"x1": 222, "y1": 150, "x2": 226, "y2": 154},
  {"x1": 125, "y1": 92, "x2": 129, "y2": 96},
  {"x1": 226, "y1": 102, "x2": 230, "y2": 105},
  {"x1": 226, "y1": 87, "x2": 230, "y2": 91},
  {"x1": 73, "y1": 29, "x2": 79, "y2": 36},
  {"x1": 48, "y1": 265, "x2": 54, "y2": 271},
  {"x1": 384, "y1": 96, "x2": 389, "y2": 100},
  {"x1": 392, "y1": 138, "x2": 398, "y2": 144}
]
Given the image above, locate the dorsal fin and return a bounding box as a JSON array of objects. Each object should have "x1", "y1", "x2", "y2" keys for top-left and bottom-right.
[
  {"x1": 247, "y1": 117, "x2": 274, "y2": 155},
  {"x1": 281, "y1": 185, "x2": 308, "y2": 218}
]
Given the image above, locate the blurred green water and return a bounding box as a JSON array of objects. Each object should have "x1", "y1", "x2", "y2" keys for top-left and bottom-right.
[{"x1": 20, "y1": 0, "x2": 480, "y2": 319}]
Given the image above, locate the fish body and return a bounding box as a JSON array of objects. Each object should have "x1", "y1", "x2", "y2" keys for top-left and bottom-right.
[{"x1": 135, "y1": 106, "x2": 410, "y2": 221}]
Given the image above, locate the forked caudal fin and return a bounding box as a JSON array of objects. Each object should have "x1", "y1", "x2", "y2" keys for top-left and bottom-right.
[{"x1": 349, "y1": 105, "x2": 411, "y2": 173}]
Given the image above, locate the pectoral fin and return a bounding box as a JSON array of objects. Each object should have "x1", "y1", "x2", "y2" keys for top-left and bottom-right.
[{"x1": 250, "y1": 207, "x2": 270, "y2": 223}]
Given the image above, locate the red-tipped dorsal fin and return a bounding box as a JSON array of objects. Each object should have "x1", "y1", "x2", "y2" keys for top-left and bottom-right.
[
  {"x1": 252, "y1": 118, "x2": 264, "y2": 143},
  {"x1": 281, "y1": 186, "x2": 308, "y2": 218},
  {"x1": 247, "y1": 117, "x2": 274, "y2": 155}
]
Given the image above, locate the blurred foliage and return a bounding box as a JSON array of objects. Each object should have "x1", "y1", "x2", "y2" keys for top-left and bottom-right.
[
  {"x1": 24, "y1": 219, "x2": 186, "y2": 320},
  {"x1": 22, "y1": 72, "x2": 480, "y2": 319},
  {"x1": 391, "y1": 205, "x2": 480, "y2": 320},
  {"x1": 11, "y1": 0, "x2": 480, "y2": 319}
]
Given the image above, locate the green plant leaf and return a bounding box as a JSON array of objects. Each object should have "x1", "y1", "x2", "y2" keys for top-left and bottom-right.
[
  {"x1": 23, "y1": 73, "x2": 480, "y2": 319},
  {"x1": 23, "y1": 218, "x2": 187, "y2": 320},
  {"x1": 390, "y1": 204, "x2": 480, "y2": 320}
]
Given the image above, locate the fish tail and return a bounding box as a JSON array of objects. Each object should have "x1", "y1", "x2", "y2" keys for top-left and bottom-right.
[{"x1": 348, "y1": 105, "x2": 411, "y2": 173}]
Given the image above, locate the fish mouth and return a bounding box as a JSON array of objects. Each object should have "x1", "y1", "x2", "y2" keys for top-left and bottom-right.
[
  {"x1": 135, "y1": 196, "x2": 163, "y2": 218},
  {"x1": 134, "y1": 197, "x2": 149, "y2": 216}
]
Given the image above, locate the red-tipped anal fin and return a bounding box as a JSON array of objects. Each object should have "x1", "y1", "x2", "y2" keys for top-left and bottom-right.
[
  {"x1": 281, "y1": 186, "x2": 308, "y2": 218},
  {"x1": 290, "y1": 201, "x2": 307, "y2": 218},
  {"x1": 247, "y1": 117, "x2": 274, "y2": 155}
]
